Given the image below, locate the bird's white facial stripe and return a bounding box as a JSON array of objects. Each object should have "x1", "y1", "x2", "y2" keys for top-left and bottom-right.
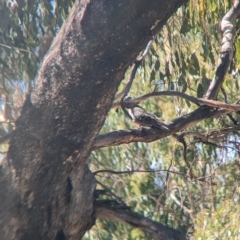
[{"x1": 128, "y1": 109, "x2": 135, "y2": 119}]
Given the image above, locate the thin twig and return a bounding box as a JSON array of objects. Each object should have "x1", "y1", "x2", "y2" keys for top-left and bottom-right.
[
  {"x1": 95, "y1": 179, "x2": 126, "y2": 206},
  {"x1": 0, "y1": 43, "x2": 39, "y2": 62},
  {"x1": 170, "y1": 192, "x2": 192, "y2": 215},
  {"x1": 148, "y1": 194, "x2": 189, "y2": 227},
  {"x1": 114, "y1": 91, "x2": 240, "y2": 111},
  {"x1": 179, "y1": 125, "x2": 240, "y2": 142},
  {"x1": 221, "y1": 87, "x2": 228, "y2": 103},
  {"x1": 113, "y1": 38, "x2": 155, "y2": 104},
  {"x1": 93, "y1": 168, "x2": 184, "y2": 176},
  {"x1": 112, "y1": 90, "x2": 199, "y2": 109},
  {"x1": 173, "y1": 135, "x2": 195, "y2": 180}
]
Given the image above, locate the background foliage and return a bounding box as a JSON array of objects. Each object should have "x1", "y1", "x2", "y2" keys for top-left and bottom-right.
[{"x1": 1, "y1": 0, "x2": 240, "y2": 239}]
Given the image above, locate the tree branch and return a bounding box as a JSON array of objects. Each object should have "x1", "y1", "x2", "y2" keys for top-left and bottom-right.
[
  {"x1": 93, "y1": 107, "x2": 232, "y2": 150},
  {"x1": 173, "y1": 135, "x2": 194, "y2": 180},
  {"x1": 95, "y1": 180, "x2": 126, "y2": 206},
  {"x1": 113, "y1": 91, "x2": 240, "y2": 112},
  {"x1": 115, "y1": 38, "x2": 155, "y2": 103},
  {"x1": 148, "y1": 195, "x2": 189, "y2": 227},
  {"x1": 179, "y1": 125, "x2": 240, "y2": 143},
  {"x1": 205, "y1": 0, "x2": 240, "y2": 99},
  {"x1": 112, "y1": 90, "x2": 199, "y2": 109},
  {"x1": 95, "y1": 202, "x2": 186, "y2": 240},
  {"x1": 197, "y1": 98, "x2": 240, "y2": 111},
  {"x1": 93, "y1": 168, "x2": 184, "y2": 176}
]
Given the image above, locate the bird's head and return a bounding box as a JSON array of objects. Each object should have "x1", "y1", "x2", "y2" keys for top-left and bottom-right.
[{"x1": 122, "y1": 96, "x2": 137, "y2": 109}]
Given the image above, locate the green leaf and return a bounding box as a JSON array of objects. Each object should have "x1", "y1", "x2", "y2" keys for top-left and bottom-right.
[
  {"x1": 165, "y1": 61, "x2": 170, "y2": 77},
  {"x1": 155, "y1": 60, "x2": 160, "y2": 71},
  {"x1": 150, "y1": 69, "x2": 155, "y2": 82},
  {"x1": 175, "y1": 51, "x2": 180, "y2": 67},
  {"x1": 178, "y1": 75, "x2": 187, "y2": 93},
  {"x1": 170, "y1": 81, "x2": 175, "y2": 90},
  {"x1": 202, "y1": 76, "x2": 211, "y2": 92},
  {"x1": 209, "y1": 51, "x2": 215, "y2": 65},
  {"x1": 159, "y1": 71, "x2": 165, "y2": 81},
  {"x1": 197, "y1": 83, "x2": 204, "y2": 97},
  {"x1": 235, "y1": 79, "x2": 239, "y2": 91},
  {"x1": 191, "y1": 52, "x2": 200, "y2": 73},
  {"x1": 185, "y1": 99, "x2": 191, "y2": 108}
]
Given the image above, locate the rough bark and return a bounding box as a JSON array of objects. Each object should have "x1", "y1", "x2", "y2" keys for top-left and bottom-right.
[{"x1": 0, "y1": 0, "x2": 188, "y2": 240}]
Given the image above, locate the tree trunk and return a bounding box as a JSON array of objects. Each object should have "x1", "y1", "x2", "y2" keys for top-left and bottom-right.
[{"x1": 0, "y1": 0, "x2": 188, "y2": 239}]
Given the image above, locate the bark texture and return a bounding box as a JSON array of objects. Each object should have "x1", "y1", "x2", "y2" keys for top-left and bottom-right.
[{"x1": 0, "y1": 0, "x2": 188, "y2": 239}]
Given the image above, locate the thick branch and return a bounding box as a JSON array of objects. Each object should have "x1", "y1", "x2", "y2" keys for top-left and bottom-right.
[
  {"x1": 97, "y1": 93, "x2": 240, "y2": 150},
  {"x1": 94, "y1": 107, "x2": 232, "y2": 149},
  {"x1": 205, "y1": 0, "x2": 240, "y2": 99},
  {"x1": 95, "y1": 203, "x2": 186, "y2": 240}
]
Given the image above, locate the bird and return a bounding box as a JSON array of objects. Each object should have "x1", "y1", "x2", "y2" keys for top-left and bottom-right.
[{"x1": 123, "y1": 98, "x2": 169, "y2": 130}]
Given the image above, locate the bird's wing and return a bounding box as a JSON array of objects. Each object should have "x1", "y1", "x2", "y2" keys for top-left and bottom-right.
[{"x1": 132, "y1": 106, "x2": 169, "y2": 130}]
